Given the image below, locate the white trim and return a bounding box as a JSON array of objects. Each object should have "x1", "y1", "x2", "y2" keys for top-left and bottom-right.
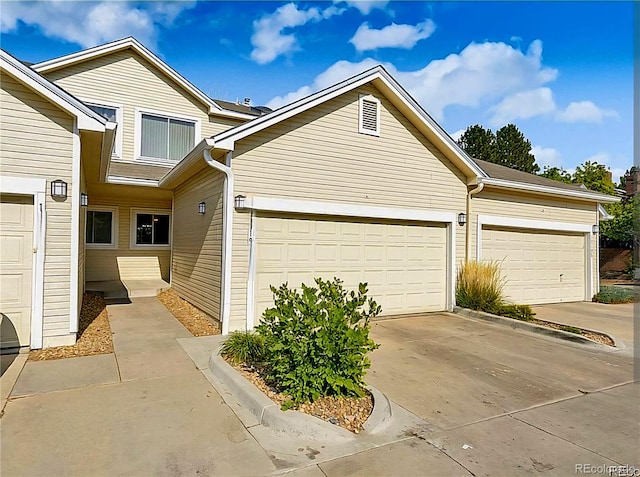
[
  {"x1": 129, "y1": 208, "x2": 172, "y2": 250},
  {"x1": 69, "y1": 122, "x2": 81, "y2": 333},
  {"x1": 1, "y1": 50, "x2": 105, "y2": 132},
  {"x1": 106, "y1": 176, "x2": 159, "y2": 187},
  {"x1": 478, "y1": 177, "x2": 619, "y2": 203},
  {"x1": 240, "y1": 196, "x2": 457, "y2": 324},
  {"x1": 85, "y1": 206, "x2": 119, "y2": 249},
  {"x1": 134, "y1": 108, "x2": 201, "y2": 164},
  {"x1": 358, "y1": 94, "x2": 380, "y2": 136},
  {"x1": 476, "y1": 214, "x2": 595, "y2": 301},
  {"x1": 0, "y1": 175, "x2": 47, "y2": 349},
  {"x1": 239, "y1": 196, "x2": 457, "y2": 224},
  {"x1": 245, "y1": 210, "x2": 257, "y2": 331},
  {"x1": 211, "y1": 66, "x2": 487, "y2": 179},
  {"x1": 82, "y1": 98, "x2": 124, "y2": 158}
]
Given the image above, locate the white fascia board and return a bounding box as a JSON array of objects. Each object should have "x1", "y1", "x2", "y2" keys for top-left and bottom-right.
[
  {"x1": 99, "y1": 122, "x2": 117, "y2": 182},
  {"x1": 1, "y1": 50, "x2": 106, "y2": 132},
  {"x1": 107, "y1": 176, "x2": 159, "y2": 187},
  {"x1": 478, "y1": 214, "x2": 593, "y2": 233},
  {"x1": 32, "y1": 37, "x2": 259, "y2": 119},
  {"x1": 478, "y1": 177, "x2": 620, "y2": 203},
  {"x1": 241, "y1": 196, "x2": 456, "y2": 224}
]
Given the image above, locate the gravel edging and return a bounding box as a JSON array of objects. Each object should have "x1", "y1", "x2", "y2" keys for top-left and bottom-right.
[
  {"x1": 207, "y1": 347, "x2": 392, "y2": 440},
  {"x1": 453, "y1": 307, "x2": 618, "y2": 350}
]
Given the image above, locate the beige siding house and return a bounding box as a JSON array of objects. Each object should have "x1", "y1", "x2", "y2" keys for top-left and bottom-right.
[{"x1": 0, "y1": 37, "x2": 618, "y2": 349}]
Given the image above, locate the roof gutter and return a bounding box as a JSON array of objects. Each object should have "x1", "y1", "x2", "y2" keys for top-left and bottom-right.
[{"x1": 478, "y1": 177, "x2": 619, "y2": 203}]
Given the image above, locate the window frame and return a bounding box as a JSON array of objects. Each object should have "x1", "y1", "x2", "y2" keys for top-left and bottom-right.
[
  {"x1": 358, "y1": 94, "x2": 381, "y2": 137},
  {"x1": 82, "y1": 99, "x2": 123, "y2": 158},
  {"x1": 85, "y1": 206, "x2": 119, "y2": 250},
  {"x1": 134, "y1": 108, "x2": 201, "y2": 166},
  {"x1": 130, "y1": 208, "x2": 172, "y2": 250}
]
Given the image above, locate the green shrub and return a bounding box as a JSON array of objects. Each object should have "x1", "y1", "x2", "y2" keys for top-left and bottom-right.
[
  {"x1": 456, "y1": 261, "x2": 505, "y2": 311},
  {"x1": 255, "y1": 278, "x2": 380, "y2": 408},
  {"x1": 489, "y1": 304, "x2": 535, "y2": 321},
  {"x1": 593, "y1": 286, "x2": 638, "y2": 304},
  {"x1": 220, "y1": 331, "x2": 266, "y2": 365}
]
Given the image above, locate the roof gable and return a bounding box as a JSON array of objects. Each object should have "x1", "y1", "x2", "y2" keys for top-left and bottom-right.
[
  {"x1": 212, "y1": 65, "x2": 487, "y2": 182},
  {"x1": 1, "y1": 48, "x2": 106, "y2": 132},
  {"x1": 32, "y1": 37, "x2": 253, "y2": 120}
]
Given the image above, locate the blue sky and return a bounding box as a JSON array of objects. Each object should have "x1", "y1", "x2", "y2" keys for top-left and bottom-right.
[{"x1": 1, "y1": 1, "x2": 634, "y2": 182}]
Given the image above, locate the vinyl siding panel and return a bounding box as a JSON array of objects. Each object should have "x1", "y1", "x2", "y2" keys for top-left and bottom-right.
[
  {"x1": 0, "y1": 71, "x2": 74, "y2": 340},
  {"x1": 470, "y1": 188, "x2": 598, "y2": 300},
  {"x1": 43, "y1": 51, "x2": 243, "y2": 166},
  {"x1": 85, "y1": 190, "x2": 171, "y2": 282},
  {"x1": 229, "y1": 83, "x2": 468, "y2": 328},
  {"x1": 171, "y1": 168, "x2": 224, "y2": 324}
]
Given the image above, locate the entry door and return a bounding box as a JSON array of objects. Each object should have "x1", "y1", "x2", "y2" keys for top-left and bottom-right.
[{"x1": 1, "y1": 195, "x2": 34, "y2": 348}]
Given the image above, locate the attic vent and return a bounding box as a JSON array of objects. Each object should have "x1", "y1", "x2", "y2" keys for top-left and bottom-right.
[{"x1": 358, "y1": 94, "x2": 380, "y2": 136}]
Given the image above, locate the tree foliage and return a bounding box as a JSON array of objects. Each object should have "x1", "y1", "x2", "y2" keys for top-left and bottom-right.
[
  {"x1": 573, "y1": 161, "x2": 616, "y2": 195},
  {"x1": 600, "y1": 196, "x2": 638, "y2": 247},
  {"x1": 457, "y1": 124, "x2": 538, "y2": 173},
  {"x1": 540, "y1": 166, "x2": 573, "y2": 184}
]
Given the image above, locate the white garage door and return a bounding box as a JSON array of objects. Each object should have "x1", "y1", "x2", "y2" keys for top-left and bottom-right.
[
  {"x1": 482, "y1": 226, "x2": 586, "y2": 305},
  {"x1": 1, "y1": 195, "x2": 34, "y2": 349},
  {"x1": 254, "y1": 215, "x2": 448, "y2": 320}
]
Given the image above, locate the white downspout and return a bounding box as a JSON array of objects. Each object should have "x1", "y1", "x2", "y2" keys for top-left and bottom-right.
[
  {"x1": 203, "y1": 146, "x2": 234, "y2": 335},
  {"x1": 466, "y1": 182, "x2": 485, "y2": 260}
]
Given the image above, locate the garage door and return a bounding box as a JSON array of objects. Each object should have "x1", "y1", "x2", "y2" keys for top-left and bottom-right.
[
  {"x1": 254, "y1": 215, "x2": 448, "y2": 320},
  {"x1": 0, "y1": 195, "x2": 34, "y2": 349},
  {"x1": 481, "y1": 226, "x2": 586, "y2": 304}
]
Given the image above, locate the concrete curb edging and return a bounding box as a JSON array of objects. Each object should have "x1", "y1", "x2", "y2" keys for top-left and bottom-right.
[
  {"x1": 207, "y1": 349, "x2": 393, "y2": 440},
  {"x1": 453, "y1": 307, "x2": 618, "y2": 350}
]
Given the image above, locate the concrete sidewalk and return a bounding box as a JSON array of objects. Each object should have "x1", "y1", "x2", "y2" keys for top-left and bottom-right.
[{"x1": 0, "y1": 297, "x2": 275, "y2": 476}]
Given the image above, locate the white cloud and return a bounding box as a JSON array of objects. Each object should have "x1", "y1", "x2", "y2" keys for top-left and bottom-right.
[
  {"x1": 489, "y1": 87, "x2": 556, "y2": 125},
  {"x1": 250, "y1": 3, "x2": 345, "y2": 65},
  {"x1": 531, "y1": 145, "x2": 563, "y2": 168},
  {"x1": 267, "y1": 40, "x2": 558, "y2": 120},
  {"x1": 556, "y1": 101, "x2": 618, "y2": 123},
  {"x1": 0, "y1": 1, "x2": 195, "y2": 49},
  {"x1": 335, "y1": 1, "x2": 390, "y2": 15},
  {"x1": 450, "y1": 129, "x2": 466, "y2": 142},
  {"x1": 349, "y1": 20, "x2": 435, "y2": 51}
]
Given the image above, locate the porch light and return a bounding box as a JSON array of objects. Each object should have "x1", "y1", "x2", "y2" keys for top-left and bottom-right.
[
  {"x1": 457, "y1": 212, "x2": 467, "y2": 226},
  {"x1": 592, "y1": 224, "x2": 599, "y2": 234},
  {"x1": 198, "y1": 201, "x2": 206, "y2": 215},
  {"x1": 234, "y1": 195, "x2": 246, "y2": 209},
  {"x1": 80, "y1": 193, "x2": 88, "y2": 207},
  {"x1": 51, "y1": 179, "x2": 67, "y2": 199}
]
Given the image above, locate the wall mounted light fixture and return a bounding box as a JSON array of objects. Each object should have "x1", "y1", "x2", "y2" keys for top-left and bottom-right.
[
  {"x1": 51, "y1": 179, "x2": 68, "y2": 199},
  {"x1": 80, "y1": 192, "x2": 88, "y2": 207},
  {"x1": 457, "y1": 212, "x2": 467, "y2": 226},
  {"x1": 234, "y1": 195, "x2": 246, "y2": 209},
  {"x1": 198, "y1": 201, "x2": 206, "y2": 215}
]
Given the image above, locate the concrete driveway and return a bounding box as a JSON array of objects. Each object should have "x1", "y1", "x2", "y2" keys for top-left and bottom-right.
[{"x1": 532, "y1": 302, "x2": 635, "y2": 352}]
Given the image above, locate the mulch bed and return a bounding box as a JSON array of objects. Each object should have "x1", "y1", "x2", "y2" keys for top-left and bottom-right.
[
  {"x1": 230, "y1": 360, "x2": 373, "y2": 433},
  {"x1": 531, "y1": 318, "x2": 615, "y2": 346},
  {"x1": 157, "y1": 289, "x2": 220, "y2": 337},
  {"x1": 29, "y1": 294, "x2": 113, "y2": 361}
]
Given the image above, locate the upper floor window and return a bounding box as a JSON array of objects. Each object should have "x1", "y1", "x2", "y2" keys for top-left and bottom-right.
[
  {"x1": 136, "y1": 109, "x2": 200, "y2": 164},
  {"x1": 85, "y1": 100, "x2": 123, "y2": 158}
]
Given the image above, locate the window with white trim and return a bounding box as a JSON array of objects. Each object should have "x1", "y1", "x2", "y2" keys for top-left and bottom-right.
[
  {"x1": 85, "y1": 101, "x2": 123, "y2": 157},
  {"x1": 130, "y1": 209, "x2": 171, "y2": 248},
  {"x1": 358, "y1": 94, "x2": 380, "y2": 136},
  {"x1": 85, "y1": 207, "x2": 118, "y2": 249},
  {"x1": 136, "y1": 110, "x2": 199, "y2": 163}
]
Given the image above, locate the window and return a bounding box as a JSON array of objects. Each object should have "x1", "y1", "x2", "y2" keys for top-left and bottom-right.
[
  {"x1": 130, "y1": 209, "x2": 171, "y2": 248},
  {"x1": 358, "y1": 94, "x2": 380, "y2": 136},
  {"x1": 85, "y1": 207, "x2": 118, "y2": 249},
  {"x1": 85, "y1": 100, "x2": 123, "y2": 157},
  {"x1": 136, "y1": 110, "x2": 199, "y2": 163}
]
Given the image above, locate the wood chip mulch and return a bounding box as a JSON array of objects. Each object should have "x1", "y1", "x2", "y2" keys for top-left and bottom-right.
[
  {"x1": 531, "y1": 318, "x2": 615, "y2": 346},
  {"x1": 29, "y1": 293, "x2": 113, "y2": 361},
  {"x1": 230, "y1": 361, "x2": 373, "y2": 433},
  {"x1": 157, "y1": 289, "x2": 220, "y2": 337}
]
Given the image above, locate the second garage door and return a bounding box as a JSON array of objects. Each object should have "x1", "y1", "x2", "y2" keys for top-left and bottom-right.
[
  {"x1": 254, "y1": 215, "x2": 448, "y2": 319},
  {"x1": 481, "y1": 226, "x2": 586, "y2": 304}
]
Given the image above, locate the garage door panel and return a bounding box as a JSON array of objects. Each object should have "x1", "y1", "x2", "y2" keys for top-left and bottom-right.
[
  {"x1": 482, "y1": 227, "x2": 585, "y2": 305},
  {"x1": 255, "y1": 216, "x2": 447, "y2": 319},
  {"x1": 1, "y1": 195, "x2": 33, "y2": 348}
]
